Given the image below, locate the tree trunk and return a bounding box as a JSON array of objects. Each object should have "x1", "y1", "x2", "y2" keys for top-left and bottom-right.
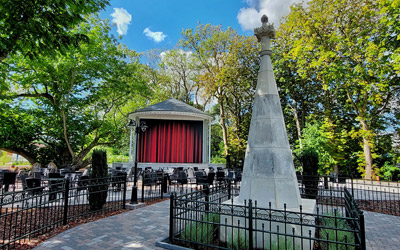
[
  {"x1": 360, "y1": 118, "x2": 373, "y2": 179},
  {"x1": 292, "y1": 99, "x2": 303, "y2": 150},
  {"x1": 219, "y1": 100, "x2": 229, "y2": 162}
]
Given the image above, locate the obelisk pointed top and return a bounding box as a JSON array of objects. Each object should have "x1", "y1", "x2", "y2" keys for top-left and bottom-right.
[{"x1": 254, "y1": 14, "x2": 275, "y2": 42}]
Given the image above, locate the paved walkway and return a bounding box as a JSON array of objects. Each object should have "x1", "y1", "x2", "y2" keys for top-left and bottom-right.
[
  {"x1": 364, "y1": 211, "x2": 400, "y2": 250},
  {"x1": 34, "y1": 201, "x2": 400, "y2": 250},
  {"x1": 34, "y1": 200, "x2": 170, "y2": 250}
]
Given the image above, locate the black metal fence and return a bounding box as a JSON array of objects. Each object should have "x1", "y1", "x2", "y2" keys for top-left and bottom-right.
[
  {"x1": 170, "y1": 184, "x2": 366, "y2": 250},
  {"x1": 298, "y1": 175, "x2": 400, "y2": 216},
  {"x1": 0, "y1": 176, "x2": 126, "y2": 249}
]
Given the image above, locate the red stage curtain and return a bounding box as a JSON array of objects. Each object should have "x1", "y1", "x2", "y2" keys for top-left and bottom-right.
[{"x1": 138, "y1": 119, "x2": 203, "y2": 163}]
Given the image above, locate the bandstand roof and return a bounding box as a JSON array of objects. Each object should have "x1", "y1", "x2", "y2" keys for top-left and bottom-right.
[{"x1": 128, "y1": 98, "x2": 212, "y2": 121}]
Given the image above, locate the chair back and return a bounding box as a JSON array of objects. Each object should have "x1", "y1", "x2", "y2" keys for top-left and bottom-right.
[
  {"x1": 216, "y1": 171, "x2": 225, "y2": 181},
  {"x1": 20, "y1": 174, "x2": 29, "y2": 190},
  {"x1": 177, "y1": 171, "x2": 188, "y2": 184},
  {"x1": 195, "y1": 171, "x2": 205, "y2": 178},
  {"x1": 3, "y1": 172, "x2": 17, "y2": 185},
  {"x1": 49, "y1": 173, "x2": 61, "y2": 178},
  {"x1": 26, "y1": 178, "x2": 41, "y2": 189},
  {"x1": 207, "y1": 172, "x2": 215, "y2": 185},
  {"x1": 186, "y1": 168, "x2": 195, "y2": 179},
  {"x1": 77, "y1": 175, "x2": 89, "y2": 191}
]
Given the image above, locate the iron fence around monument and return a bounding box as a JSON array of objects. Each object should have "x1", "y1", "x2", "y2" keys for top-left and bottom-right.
[
  {"x1": 0, "y1": 176, "x2": 126, "y2": 249},
  {"x1": 298, "y1": 175, "x2": 400, "y2": 216},
  {"x1": 169, "y1": 183, "x2": 365, "y2": 250}
]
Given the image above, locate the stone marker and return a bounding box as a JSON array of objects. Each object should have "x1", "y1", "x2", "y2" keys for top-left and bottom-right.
[
  {"x1": 220, "y1": 16, "x2": 316, "y2": 249},
  {"x1": 237, "y1": 15, "x2": 302, "y2": 209}
]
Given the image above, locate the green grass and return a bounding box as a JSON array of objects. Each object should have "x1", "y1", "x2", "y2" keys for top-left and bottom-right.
[
  {"x1": 227, "y1": 232, "x2": 299, "y2": 250},
  {"x1": 318, "y1": 215, "x2": 356, "y2": 250},
  {"x1": 180, "y1": 213, "x2": 220, "y2": 245}
]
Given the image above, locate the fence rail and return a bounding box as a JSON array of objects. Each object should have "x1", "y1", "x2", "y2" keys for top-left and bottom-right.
[
  {"x1": 0, "y1": 176, "x2": 126, "y2": 249},
  {"x1": 170, "y1": 183, "x2": 366, "y2": 250},
  {"x1": 298, "y1": 175, "x2": 400, "y2": 216}
]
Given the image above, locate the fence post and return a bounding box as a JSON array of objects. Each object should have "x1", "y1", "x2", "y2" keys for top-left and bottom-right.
[
  {"x1": 123, "y1": 173, "x2": 127, "y2": 209},
  {"x1": 161, "y1": 172, "x2": 164, "y2": 200},
  {"x1": 169, "y1": 193, "x2": 175, "y2": 244},
  {"x1": 63, "y1": 179, "x2": 70, "y2": 225},
  {"x1": 351, "y1": 175, "x2": 354, "y2": 197},
  {"x1": 248, "y1": 199, "x2": 253, "y2": 250},
  {"x1": 204, "y1": 185, "x2": 210, "y2": 212},
  {"x1": 228, "y1": 182, "x2": 231, "y2": 200},
  {"x1": 359, "y1": 211, "x2": 366, "y2": 250},
  {"x1": 141, "y1": 172, "x2": 145, "y2": 203}
]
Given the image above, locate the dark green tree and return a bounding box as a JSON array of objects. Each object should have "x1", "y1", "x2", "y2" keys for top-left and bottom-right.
[
  {"x1": 88, "y1": 149, "x2": 108, "y2": 211},
  {"x1": 0, "y1": 0, "x2": 109, "y2": 62},
  {"x1": 0, "y1": 16, "x2": 147, "y2": 168}
]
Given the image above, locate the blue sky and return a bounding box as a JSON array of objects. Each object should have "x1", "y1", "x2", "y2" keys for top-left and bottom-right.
[{"x1": 100, "y1": 0, "x2": 300, "y2": 53}]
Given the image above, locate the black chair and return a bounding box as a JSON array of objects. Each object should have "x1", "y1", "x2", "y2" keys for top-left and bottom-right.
[
  {"x1": 20, "y1": 174, "x2": 29, "y2": 190},
  {"x1": 75, "y1": 175, "x2": 89, "y2": 201},
  {"x1": 48, "y1": 173, "x2": 61, "y2": 178},
  {"x1": 143, "y1": 172, "x2": 157, "y2": 186},
  {"x1": 26, "y1": 178, "x2": 44, "y2": 195},
  {"x1": 3, "y1": 172, "x2": 17, "y2": 192},
  {"x1": 234, "y1": 170, "x2": 242, "y2": 184},
  {"x1": 225, "y1": 171, "x2": 234, "y2": 184},
  {"x1": 177, "y1": 171, "x2": 188, "y2": 185},
  {"x1": 48, "y1": 174, "x2": 64, "y2": 201},
  {"x1": 216, "y1": 171, "x2": 225, "y2": 183},
  {"x1": 196, "y1": 172, "x2": 215, "y2": 186},
  {"x1": 112, "y1": 171, "x2": 125, "y2": 191}
]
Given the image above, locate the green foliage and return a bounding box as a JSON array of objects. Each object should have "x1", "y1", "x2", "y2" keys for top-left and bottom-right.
[
  {"x1": 318, "y1": 215, "x2": 355, "y2": 250},
  {"x1": 0, "y1": 16, "x2": 147, "y2": 168},
  {"x1": 0, "y1": 0, "x2": 109, "y2": 62},
  {"x1": 379, "y1": 162, "x2": 400, "y2": 182},
  {"x1": 180, "y1": 24, "x2": 259, "y2": 168},
  {"x1": 180, "y1": 213, "x2": 219, "y2": 244},
  {"x1": 227, "y1": 232, "x2": 248, "y2": 250},
  {"x1": 88, "y1": 149, "x2": 108, "y2": 211},
  {"x1": 276, "y1": 0, "x2": 400, "y2": 178}
]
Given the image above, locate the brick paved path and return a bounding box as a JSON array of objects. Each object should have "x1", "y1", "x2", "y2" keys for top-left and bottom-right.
[
  {"x1": 364, "y1": 211, "x2": 400, "y2": 250},
  {"x1": 34, "y1": 200, "x2": 170, "y2": 250},
  {"x1": 34, "y1": 200, "x2": 400, "y2": 250}
]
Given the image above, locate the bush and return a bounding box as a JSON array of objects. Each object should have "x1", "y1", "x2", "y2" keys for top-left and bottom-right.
[
  {"x1": 300, "y1": 148, "x2": 319, "y2": 199},
  {"x1": 380, "y1": 162, "x2": 400, "y2": 181},
  {"x1": 88, "y1": 150, "x2": 109, "y2": 211}
]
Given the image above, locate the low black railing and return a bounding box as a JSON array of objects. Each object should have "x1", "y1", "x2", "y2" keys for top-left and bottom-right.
[
  {"x1": 0, "y1": 176, "x2": 126, "y2": 249},
  {"x1": 170, "y1": 183, "x2": 366, "y2": 250},
  {"x1": 298, "y1": 175, "x2": 400, "y2": 216}
]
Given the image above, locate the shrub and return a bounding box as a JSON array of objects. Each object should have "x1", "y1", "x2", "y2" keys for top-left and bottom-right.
[
  {"x1": 88, "y1": 149, "x2": 109, "y2": 211},
  {"x1": 300, "y1": 148, "x2": 319, "y2": 199},
  {"x1": 181, "y1": 213, "x2": 219, "y2": 245}
]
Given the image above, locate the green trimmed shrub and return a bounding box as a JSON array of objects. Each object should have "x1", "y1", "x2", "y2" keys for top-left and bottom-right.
[
  {"x1": 88, "y1": 149, "x2": 109, "y2": 211},
  {"x1": 300, "y1": 148, "x2": 319, "y2": 199}
]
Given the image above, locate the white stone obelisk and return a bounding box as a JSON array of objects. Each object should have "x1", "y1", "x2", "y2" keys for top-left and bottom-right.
[{"x1": 238, "y1": 15, "x2": 301, "y2": 209}]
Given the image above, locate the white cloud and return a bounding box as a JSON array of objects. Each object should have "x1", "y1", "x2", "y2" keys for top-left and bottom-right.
[
  {"x1": 111, "y1": 8, "x2": 132, "y2": 36},
  {"x1": 143, "y1": 28, "x2": 167, "y2": 43},
  {"x1": 237, "y1": 0, "x2": 303, "y2": 30}
]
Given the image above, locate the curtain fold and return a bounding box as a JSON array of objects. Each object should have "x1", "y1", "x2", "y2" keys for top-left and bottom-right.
[{"x1": 138, "y1": 119, "x2": 203, "y2": 163}]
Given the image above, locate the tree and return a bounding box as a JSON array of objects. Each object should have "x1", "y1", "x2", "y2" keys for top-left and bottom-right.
[
  {"x1": 0, "y1": 0, "x2": 109, "y2": 62},
  {"x1": 276, "y1": 0, "x2": 399, "y2": 178},
  {"x1": 0, "y1": 16, "x2": 147, "y2": 169},
  {"x1": 180, "y1": 24, "x2": 259, "y2": 167}
]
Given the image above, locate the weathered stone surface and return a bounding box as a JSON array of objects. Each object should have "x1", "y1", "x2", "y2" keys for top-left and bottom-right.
[{"x1": 238, "y1": 15, "x2": 302, "y2": 209}]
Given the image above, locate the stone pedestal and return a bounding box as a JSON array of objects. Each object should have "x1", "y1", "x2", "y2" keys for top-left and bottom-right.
[{"x1": 219, "y1": 197, "x2": 316, "y2": 249}]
